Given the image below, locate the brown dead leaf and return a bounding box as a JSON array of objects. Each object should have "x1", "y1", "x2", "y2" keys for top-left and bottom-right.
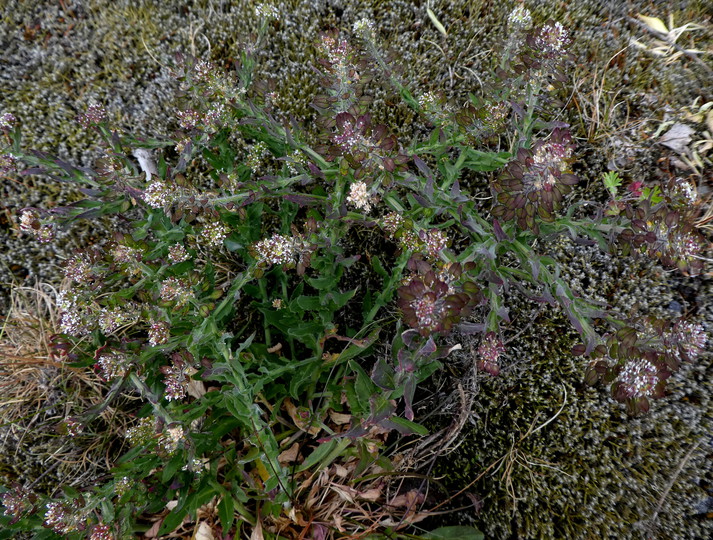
[
  {"x1": 329, "y1": 483, "x2": 358, "y2": 503},
  {"x1": 328, "y1": 410, "x2": 352, "y2": 425},
  {"x1": 193, "y1": 521, "x2": 214, "y2": 540},
  {"x1": 358, "y1": 487, "x2": 382, "y2": 502},
  {"x1": 144, "y1": 520, "x2": 162, "y2": 538},
  {"x1": 380, "y1": 511, "x2": 430, "y2": 527},
  {"x1": 187, "y1": 378, "x2": 207, "y2": 399},
  {"x1": 284, "y1": 399, "x2": 321, "y2": 435},
  {"x1": 250, "y1": 519, "x2": 264, "y2": 540},
  {"x1": 334, "y1": 464, "x2": 350, "y2": 478},
  {"x1": 278, "y1": 442, "x2": 300, "y2": 465},
  {"x1": 388, "y1": 489, "x2": 425, "y2": 508},
  {"x1": 659, "y1": 123, "x2": 695, "y2": 153}
]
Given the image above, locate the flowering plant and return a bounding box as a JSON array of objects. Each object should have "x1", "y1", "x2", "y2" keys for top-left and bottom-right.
[{"x1": 0, "y1": 5, "x2": 707, "y2": 539}]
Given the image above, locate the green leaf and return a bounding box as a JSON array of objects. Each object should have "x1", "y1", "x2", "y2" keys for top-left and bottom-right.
[
  {"x1": 388, "y1": 416, "x2": 429, "y2": 436},
  {"x1": 602, "y1": 171, "x2": 622, "y2": 197},
  {"x1": 335, "y1": 327, "x2": 381, "y2": 363},
  {"x1": 462, "y1": 148, "x2": 510, "y2": 172},
  {"x1": 158, "y1": 502, "x2": 189, "y2": 536},
  {"x1": 424, "y1": 526, "x2": 485, "y2": 539},
  {"x1": 218, "y1": 493, "x2": 235, "y2": 532},
  {"x1": 370, "y1": 255, "x2": 389, "y2": 278},
  {"x1": 295, "y1": 295, "x2": 322, "y2": 311},
  {"x1": 326, "y1": 288, "x2": 357, "y2": 310},
  {"x1": 306, "y1": 275, "x2": 339, "y2": 289},
  {"x1": 297, "y1": 438, "x2": 351, "y2": 472},
  {"x1": 161, "y1": 454, "x2": 183, "y2": 483}
]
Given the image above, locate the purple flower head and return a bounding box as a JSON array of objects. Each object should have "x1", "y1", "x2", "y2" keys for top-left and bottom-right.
[
  {"x1": 491, "y1": 128, "x2": 578, "y2": 233},
  {"x1": 397, "y1": 258, "x2": 480, "y2": 337},
  {"x1": 477, "y1": 332, "x2": 506, "y2": 376}
]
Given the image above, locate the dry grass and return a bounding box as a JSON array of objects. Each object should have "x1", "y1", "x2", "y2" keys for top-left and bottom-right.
[{"x1": 0, "y1": 282, "x2": 134, "y2": 493}]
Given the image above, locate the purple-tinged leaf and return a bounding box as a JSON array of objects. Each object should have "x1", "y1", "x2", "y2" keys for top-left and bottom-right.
[
  {"x1": 403, "y1": 376, "x2": 416, "y2": 421},
  {"x1": 413, "y1": 193, "x2": 430, "y2": 207},
  {"x1": 418, "y1": 336, "x2": 437, "y2": 357},
  {"x1": 283, "y1": 194, "x2": 319, "y2": 207},
  {"x1": 401, "y1": 329, "x2": 420, "y2": 348},
  {"x1": 493, "y1": 219, "x2": 509, "y2": 242},
  {"x1": 457, "y1": 322, "x2": 485, "y2": 334}
]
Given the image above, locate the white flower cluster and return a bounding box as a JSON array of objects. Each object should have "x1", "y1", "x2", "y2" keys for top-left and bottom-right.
[
  {"x1": 144, "y1": 180, "x2": 174, "y2": 208},
  {"x1": 148, "y1": 320, "x2": 171, "y2": 346},
  {"x1": 89, "y1": 523, "x2": 114, "y2": 540},
  {"x1": 421, "y1": 228, "x2": 448, "y2": 259},
  {"x1": 95, "y1": 352, "x2": 131, "y2": 381},
  {"x1": 200, "y1": 219, "x2": 230, "y2": 248},
  {"x1": 507, "y1": 5, "x2": 532, "y2": 29},
  {"x1": 125, "y1": 417, "x2": 155, "y2": 446},
  {"x1": 19, "y1": 209, "x2": 55, "y2": 243},
  {"x1": 163, "y1": 365, "x2": 188, "y2": 402},
  {"x1": 0, "y1": 112, "x2": 16, "y2": 131},
  {"x1": 159, "y1": 277, "x2": 193, "y2": 307},
  {"x1": 64, "y1": 254, "x2": 93, "y2": 282},
  {"x1": 44, "y1": 501, "x2": 81, "y2": 534},
  {"x1": 672, "y1": 178, "x2": 697, "y2": 205},
  {"x1": 616, "y1": 358, "x2": 659, "y2": 398},
  {"x1": 353, "y1": 17, "x2": 376, "y2": 39},
  {"x1": 535, "y1": 22, "x2": 570, "y2": 58},
  {"x1": 158, "y1": 425, "x2": 185, "y2": 455},
  {"x1": 253, "y1": 233, "x2": 297, "y2": 265},
  {"x1": 255, "y1": 2, "x2": 279, "y2": 19},
  {"x1": 0, "y1": 153, "x2": 17, "y2": 175},
  {"x1": 246, "y1": 141, "x2": 268, "y2": 172},
  {"x1": 63, "y1": 418, "x2": 84, "y2": 437},
  {"x1": 97, "y1": 305, "x2": 134, "y2": 334},
  {"x1": 168, "y1": 243, "x2": 190, "y2": 263},
  {"x1": 57, "y1": 290, "x2": 91, "y2": 336},
  {"x1": 665, "y1": 320, "x2": 707, "y2": 361},
  {"x1": 347, "y1": 181, "x2": 373, "y2": 212},
  {"x1": 418, "y1": 91, "x2": 439, "y2": 110}
]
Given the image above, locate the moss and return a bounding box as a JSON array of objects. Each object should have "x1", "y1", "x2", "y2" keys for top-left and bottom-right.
[{"x1": 424, "y1": 237, "x2": 712, "y2": 539}]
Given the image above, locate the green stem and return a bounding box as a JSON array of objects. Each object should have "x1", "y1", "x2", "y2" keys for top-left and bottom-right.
[
  {"x1": 258, "y1": 277, "x2": 272, "y2": 347},
  {"x1": 129, "y1": 372, "x2": 174, "y2": 424}
]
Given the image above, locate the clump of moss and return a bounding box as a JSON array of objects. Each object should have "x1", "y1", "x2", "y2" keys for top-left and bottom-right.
[{"x1": 427, "y1": 238, "x2": 711, "y2": 539}]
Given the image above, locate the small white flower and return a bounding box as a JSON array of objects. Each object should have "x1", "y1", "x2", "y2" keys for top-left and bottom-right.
[
  {"x1": 255, "y1": 2, "x2": 279, "y2": 19},
  {"x1": 347, "y1": 181, "x2": 373, "y2": 212},
  {"x1": 253, "y1": 234, "x2": 296, "y2": 265},
  {"x1": 144, "y1": 180, "x2": 174, "y2": 208}
]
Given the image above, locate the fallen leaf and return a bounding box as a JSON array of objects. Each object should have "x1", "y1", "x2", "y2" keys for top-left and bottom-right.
[
  {"x1": 330, "y1": 483, "x2": 358, "y2": 503},
  {"x1": 144, "y1": 520, "x2": 162, "y2": 538},
  {"x1": 284, "y1": 399, "x2": 320, "y2": 435},
  {"x1": 358, "y1": 487, "x2": 382, "y2": 502},
  {"x1": 637, "y1": 14, "x2": 669, "y2": 34},
  {"x1": 388, "y1": 489, "x2": 425, "y2": 508},
  {"x1": 278, "y1": 443, "x2": 300, "y2": 464},
  {"x1": 194, "y1": 521, "x2": 214, "y2": 540},
  {"x1": 187, "y1": 379, "x2": 206, "y2": 399},
  {"x1": 659, "y1": 123, "x2": 695, "y2": 153},
  {"x1": 250, "y1": 519, "x2": 264, "y2": 540},
  {"x1": 329, "y1": 410, "x2": 352, "y2": 425}
]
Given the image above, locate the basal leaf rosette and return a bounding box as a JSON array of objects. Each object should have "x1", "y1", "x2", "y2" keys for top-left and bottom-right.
[
  {"x1": 491, "y1": 128, "x2": 578, "y2": 233},
  {"x1": 330, "y1": 112, "x2": 409, "y2": 179},
  {"x1": 584, "y1": 342, "x2": 671, "y2": 415},
  {"x1": 619, "y1": 201, "x2": 707, "y2": 276},
  {"x1": 580, "y1": 317, "x2": 707, "y2": 414},
  {"x1": 396, "y1": 257, "x2": 481, "y2": 337}
]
